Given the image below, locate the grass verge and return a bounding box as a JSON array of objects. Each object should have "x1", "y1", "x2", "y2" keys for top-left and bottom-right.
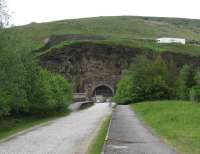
[
  {"x1": 0, "y1": 111, "x2": 69, "y2": 140},
  {"x1": 88, "y1": 114, "x2": 112, "y2": 154},
  {"x1": 131, "y1": 100, "x2": 200, "y2": 154}
]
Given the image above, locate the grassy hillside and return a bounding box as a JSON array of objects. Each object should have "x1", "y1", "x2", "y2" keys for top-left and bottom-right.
[
  {"x1": 2, "y1": 16, "x2": 200, "y2": 56},
  {"x1": 132, "y1": 101, "x2": 200, "y2": 154}
]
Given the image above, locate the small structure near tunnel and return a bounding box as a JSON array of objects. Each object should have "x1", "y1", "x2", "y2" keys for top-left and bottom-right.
[
  {"x1": 73, "y1": 93, "x2": 87, "y2": 102},
  {"x1": 156, "y1": 37, "x2": 186, "y2": 44}
]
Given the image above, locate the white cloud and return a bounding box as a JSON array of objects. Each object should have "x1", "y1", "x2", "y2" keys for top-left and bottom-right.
[{"x1": 6, "y1": 0, "x2": 200, "y2": 26}]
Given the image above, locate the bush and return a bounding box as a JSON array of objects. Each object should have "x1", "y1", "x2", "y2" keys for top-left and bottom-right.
[
  {"x1": 114, "y1": 75, "x2": 134, "y2": 104},
  {"x1": 0, "y1": 47, "x2": 73, "y2": 118},
  {"x1": 29, "y1": 70, "x2": 73, "y2": 116},
  {"x1": 190, "y1": 87, "x2": 200, "y2": 102},
  {"x1": 190, "y1": 71, "x2": 200, "y2": 102},
  {"x1": 0, "y1": 30, "x2": 73, "y2": 118},
  {"x1": 177, "y1": 64, "x2": 195, "y2": 100},
  {"x1": 0, "y1": 50, "x2": 29, "y2": 115},
  {"x1": 114, "y1": 56, "x2": 173, "y2": 103},
  {"x1": 22, "y1": 62, "x2": 73, "y2": 116},
  {"x1": 194, "y1": 71, "x2": 200, "y2": 85},
  {"x1": 0, "y1": 90, "x2": 11, "y2": 118}
]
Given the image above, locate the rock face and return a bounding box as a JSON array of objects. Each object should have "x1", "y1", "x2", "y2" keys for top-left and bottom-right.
[
  {"x1": 40, "y1": 42, "x2": 200, "y2": 97},
  {"x1": 40, "y1": 43, "x2": 148, "y2": 96}
]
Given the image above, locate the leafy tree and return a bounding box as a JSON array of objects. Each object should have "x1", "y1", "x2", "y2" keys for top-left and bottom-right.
[
  {"x1": 0, "y1": 50, "x2": 29, "y2": 115},
  {"x1": 194, "y1": 71, "x2": 200, "y2": 85},
  {"x1": 114, "y1": 56, "x2": 173, "y2": 104},
  {"x1": 132, "y1": 56, "x2": 172, "y2": 102},
  {"x1": 29, "y1": 70, "x2": 73, "y2": 116},
  {"x1": 20, "y1": 53, "x2": 73, "y2": 116},
  {"x1": 0, "y1": 90, "x2": 11, "y2": 118},
  {"x1": 0, "y1": 30, "x2": 73, "y2": 118},
  {"x1": 190, "y1": 71, "x2": 200, "y2": 102},
  {"x1": 177, "y1": 64, "x2": 195, "y2": 100},
  {"x1": 114, "y1": 74, "x2": 134, "y2": 104}
]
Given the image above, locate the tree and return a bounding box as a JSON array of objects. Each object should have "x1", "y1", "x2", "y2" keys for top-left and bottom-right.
[
  {"x1": 0, "y1": 0, "x2": 9, "y2": 28},
  {"x1": 0, "y1": 43, "x2": 31, "y2": 115},
  {"x1": 114, "y1": 74, "x2": 134, "y2": 104},
  {"x1": 29, "y1": 70, "x2": 73, "y2": 116},
  {"x1": 132, "y1": 56, "x2": 172, "y2": 102},
  {"x1": 177, "y1": 64, "x2": 195, "y2": 100},
  {"x1": 190, "y1": 71, "x2": 200, "y2": 102},
  {"x1": 0, "y1": 30, "x2": 73, "y2": 118},
  {"x1": 114, "y1": 56, "x2": 173, "y2": 104}
]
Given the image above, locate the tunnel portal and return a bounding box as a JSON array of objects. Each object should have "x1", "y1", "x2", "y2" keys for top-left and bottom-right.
[
  {"x1": 40, "y1": 42, "x2": 141, "y2": 97},
  {"x1": 92, "y1": 85, "x2": 114, "y2": 97}
]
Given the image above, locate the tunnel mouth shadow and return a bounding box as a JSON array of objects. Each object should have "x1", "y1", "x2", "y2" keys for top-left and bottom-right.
[{"x1": 92, "y1": 84, "x2": 114, "y2": 98}]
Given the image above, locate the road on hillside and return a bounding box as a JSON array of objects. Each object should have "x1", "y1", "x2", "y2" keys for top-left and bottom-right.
[
  {"x1": 104, "y1": 105, "x2": 177, "y2": 154},
  {"x1": 0, "y1": 103, "x2": 111, "y2": 154}
]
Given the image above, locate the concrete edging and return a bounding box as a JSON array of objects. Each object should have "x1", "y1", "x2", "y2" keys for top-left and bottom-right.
[{"x1": 101, "y1": 105, "x2": 116, "y2": 154}]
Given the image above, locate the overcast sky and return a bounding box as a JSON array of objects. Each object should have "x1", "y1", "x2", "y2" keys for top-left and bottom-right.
[{"x1": 6, "y1": 0, "x2": 200, "y2": 26}]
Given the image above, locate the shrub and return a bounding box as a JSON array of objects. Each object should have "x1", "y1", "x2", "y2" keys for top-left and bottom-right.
[
  {"x1": 194, "y1": 71, "x2": 200, "y2": 85},
  {"x1": 190, "y1": 87, "x2": 200, "y2": 102},
  {"x1": 0, "y1": 50, "x2": 29, "y2": 115},
  {"x1": 190, "y1": 71, "x2": 200, "y2": 102},
  {"x1": 114, "y1": 56, "x2": 173, "y2": 104},
  {"x1": 0, "y1": 30, "x2": 73, "y2": 118},
  {"x1": 29, "y1": 70, "x2": 73, "y2": 116},
  {"x1": 177, "y1": 64, "x2": 195, "y2": 100},
  {"x1": 0, "y1": 49, "x2": 73, "y2": 117},
  {"x1": 0, "y1": 90, "x2": 11, "y2": 118},
  {"x1": 114, "y1": 75, "x2": 134, "y2": 104}
]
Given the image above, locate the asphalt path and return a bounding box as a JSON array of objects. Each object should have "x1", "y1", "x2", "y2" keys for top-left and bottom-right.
[
  {"x1": 0, "y1": 103, "x2": 111, "y2": 154},
  {"x1": 104, "y1": 105, "x2": 177, "y2": 154}
]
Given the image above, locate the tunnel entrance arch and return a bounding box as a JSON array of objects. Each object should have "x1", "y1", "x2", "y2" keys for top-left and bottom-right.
[{"x1": 92, "y1": 84, "x2": 114, "y2": 97}]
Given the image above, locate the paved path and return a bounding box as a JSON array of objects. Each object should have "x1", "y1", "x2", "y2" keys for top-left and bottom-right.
[
  {"x1": 0, "y1": 103, "x2": 111, "y2": 154},
  {"x1": 104, "y1": 105, "x2": 177, "y2": 154}
]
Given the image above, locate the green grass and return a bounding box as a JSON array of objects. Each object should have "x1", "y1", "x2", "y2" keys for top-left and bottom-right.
[
  {"x1": 37, "y1": 38, "x2": 200, "y2": 58},
  {"x1": 0, "y1": 112, "x2": 69, "y2": 140},
  {"x1": 88, "y1": 115, "x2": 111, "y2": 154},
  {"x1": 131, "y1": 101, "x2": 200, "y2": 154},
  {"x1": 2, "y1": 16, "x2": 200, "y2": 57}
]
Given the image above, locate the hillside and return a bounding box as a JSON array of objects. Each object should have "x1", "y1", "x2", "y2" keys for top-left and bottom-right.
[{"x1": 2, "y1": 16, "x2": 200, "y2": 56}]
